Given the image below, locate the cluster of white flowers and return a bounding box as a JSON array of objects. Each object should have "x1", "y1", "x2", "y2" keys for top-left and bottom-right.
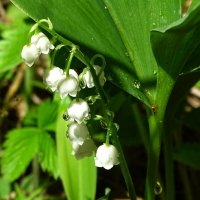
[
  {"x1": 65, "y1": 99, "x2": 96, "y2": 160},
  {"x1": 21, "y1": 29, "x2": 119, "y2": 170},
  {"x1": 21, "y1": 32, "x2": 54, "y2": 67}
]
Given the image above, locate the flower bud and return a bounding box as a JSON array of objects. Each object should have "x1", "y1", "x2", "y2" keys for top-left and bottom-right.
[
  {"x1": 44, "y1": 67, "x2": 66, "y2": 91},
  {"x1": 67, "y1": 99, "x2": 90, "y2": 124},
  {"x1": 57, "y1": 69, "x2": 79, "y2": 99},
  {"x1": 68, "y1": 122, "x2": 89, "y2": 145},
  {"x1": 95, "y1": 143, "x2": 119, "y2": 170},
  {"x1": 31, "y1": 32, "x2": 54, "y2": 54},
  {"x1": 72, "y1": 138, "x2": 96, "y2": 160},
  {"x1": 21, "y1": 44, "x2": 40, "y2": 67},
  {"x1": 82, "y1": 65, "x2": 106, "y2": 88}
]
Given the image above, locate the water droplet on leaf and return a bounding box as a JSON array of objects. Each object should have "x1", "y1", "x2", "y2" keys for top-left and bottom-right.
[
  {"x1": 154, "y1": 181, "x2": 162, "y2": 195},
  {"x1": 133, "y1": 80, "x2": 141, "y2": 89}
]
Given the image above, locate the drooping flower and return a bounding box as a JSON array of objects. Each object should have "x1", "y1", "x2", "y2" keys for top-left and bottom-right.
[
  {"x1": 72, "y1": 138, "x2": 96, "y2": 160},
  {"x1": 57, "y1": 69, "x2": 79, "y2": 99},
  {"x1": 82, "y1": 65, "x2": 106, "y2": 88},
  {"x1": 21, "y1": 44, "x2": 40, "y2": 67},
  {"x1": 68, "y1": 122, "x2": 89, "y2": 145},
  {"x1": 44, "y1": 67, "x2": 66, "y2": 91},
  {"x1": 95, "y1": 143, "x2": 119, "y2": 170},
  {"x1": 67, "y1": 99, "x2": 90, "y2": 124},
  {"x1": 31, "y1": 32, "x2": 54, "y2": 54}
]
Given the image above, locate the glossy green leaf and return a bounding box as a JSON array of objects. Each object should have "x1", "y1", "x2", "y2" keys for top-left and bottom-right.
[
  {"x1": 56, "y1": 98, "x2": 97, "y2": 200},
  {"x1": 174, "y1": 143, "x2": 200, "y2": 169},
  {"x1": 10, "y1": 0, "x2": 181, "y2": 106},
  {"x1": 38, "y1": 131, "x2": 59, "y2": 178},
  {"x1": 2, "y1": 128, "x2": 39, "y2": 182},
  {"x1": 151, "y1": 3, "x2": 200, "y2": 113}
]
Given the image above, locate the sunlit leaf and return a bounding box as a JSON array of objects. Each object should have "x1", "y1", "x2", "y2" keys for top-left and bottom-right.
[
  {"x1": 38, "y1": 131, "x2": 59, "y2": 178},
  {"x1": 0, "y1": 24, "x2": 30, "y2": 73},
  {"x1": 37, "y1": 100, "x2": 58, "y2": 130},
  {"x1": 2, "y1": 128, "x2": 39, "y2": 182}
]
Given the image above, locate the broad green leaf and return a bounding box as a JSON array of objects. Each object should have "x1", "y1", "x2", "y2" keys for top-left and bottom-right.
[
  {"x1": 37, "y1": 100, "x2": 58, "y2": 130},
  {"x1": 0, "y1": 23, "x2": 30, "y2": 73},
  {"x1": 151, "y1": 3, "x2": 200, "y2": 115},
  {"x1": 38, "y1": 131, "x2": 59, "y2": 178},
  {"x1": 2, "y1": 128, "x2": 39, "y2": 182},
  {"x1": 174, "y1": 143, "x2": 200, "y2": 169},
  {"x1": 56, "y1": 98, "x2": 97, "y2": 200},
  {"x1": 10, "y1": 0, "x2": 181, "y2": 106}
]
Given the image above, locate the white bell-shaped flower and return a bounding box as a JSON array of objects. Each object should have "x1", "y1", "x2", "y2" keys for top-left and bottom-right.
[
  {"x1": 57, "y1": 69, "x2": 79, "y2": 99},
  {"x1": 31, "y1": 32, "x2": 54, "y2": 54},
  {"x1": 95, "y1": 143, "x2": 119, "y2": 170},
  {"x1": 67, "y1": 99, "x2": 90, "y2": 124},
  {"x1": 72, "y1": 138, "x2": 96, "y2": 160},
  {"x1": 44, "y1": 67, "x2": 66, "y2": 92},
  {"x1": 21, "y1": 44, "x2": 40, "y2": 67},
  {"x1": 82, "y1": 65, "x2": 106, "y2": 88},
  {"x1": 68, "y1": 122, "x2": 89, "y2": 145}
]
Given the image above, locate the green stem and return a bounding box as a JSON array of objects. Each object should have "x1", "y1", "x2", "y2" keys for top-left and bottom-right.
[
  {"x1": 163, "y1": 128, "x2": 175, "y2": 200},
  {"x1": 145, "y1": 109, "x2": 161, "y2": 200},
  {"x1": 65, "y1": 45, "x2": 76, "y2": 76},
  {"x1": 109, "y1": 122, "x2": 136, "y2": 200}
]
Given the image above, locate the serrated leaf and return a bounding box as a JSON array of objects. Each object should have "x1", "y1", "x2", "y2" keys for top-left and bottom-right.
[
  {"x1": 174, "y1": 143, "x2": 200, "y2": 169},
  {"x1": 56, "y1": 97, "x2": 97, "y2": 200},
  {"x1": 2, "y1": 128, "x2": 39, "y2": 182},
  {"x1": 38, "y1": 131, "x2": 59, "y2": 178},
  {"x1": 0, "y1": 23, "x2": 30, "y2": 73},
  {"x1": 37, "y1": 100, "x2": 58, "y2": 130}
]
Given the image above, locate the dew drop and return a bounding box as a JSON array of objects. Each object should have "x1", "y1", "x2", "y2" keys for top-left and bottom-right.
[
  {"x1": 133, "y1": 80, "x2": 141, "y2": 89},
  {"x1": 152, "y1": 22, "x2": 156, "y2": 27},
  {"x1": 153, "y1": 70, "x2": 157, "y2": 75},
  {"x1": 154, "y1": 181, "x2": 162, "y2": 195},
  {"x1": 100, "y1": 120, "x2": 107, "y2": 129},
  {"x1": 124, "y1": 51, "x2": 129, "y2": 57},
  {"x1": 104, "y1": 6, "x2": 108, "y2": 9}
]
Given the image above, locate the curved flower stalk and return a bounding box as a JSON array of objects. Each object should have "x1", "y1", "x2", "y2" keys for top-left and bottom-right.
[{"x1": 21, "y1": 19, "x2": 136, "y2": 200}]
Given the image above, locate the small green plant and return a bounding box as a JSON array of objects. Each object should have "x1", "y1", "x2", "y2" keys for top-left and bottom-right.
[{"x1": 0, "y1": 0, "x2": 200, "y2": 200}]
